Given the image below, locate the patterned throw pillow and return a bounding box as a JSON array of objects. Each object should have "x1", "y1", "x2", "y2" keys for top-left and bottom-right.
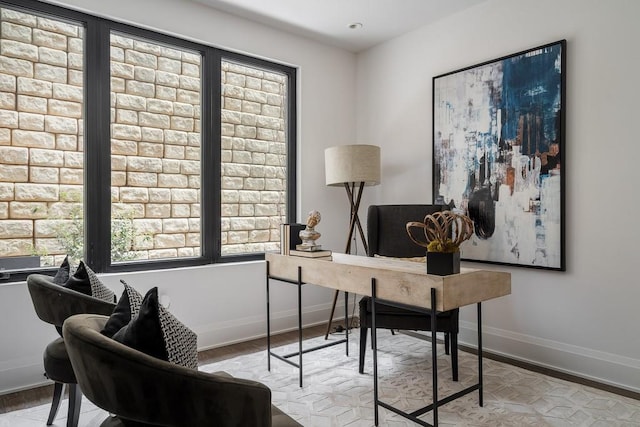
[
  {"x1": 112, "y1": 287, "x2": 198, "y2": 369},
  {"x1": 64, "y1": 261, "x2": 116, "y2": 303},
  {"x1": 158, "y1": 303, "x2": 198, "y2": 369},
  {"x1": 101, "y1": 280, "x2": 144, "y2": 338},
  {"x1": 86, "y1": 264, "x2": 116, "y2": 302}
]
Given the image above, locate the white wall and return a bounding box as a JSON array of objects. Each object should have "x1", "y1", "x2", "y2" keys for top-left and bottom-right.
[
  {"x1": 0, "y1": 0, "x2": 357, "y2": 394},
  {"x1": 357, "y1": 0, "x2": 640, "y2": 392}
]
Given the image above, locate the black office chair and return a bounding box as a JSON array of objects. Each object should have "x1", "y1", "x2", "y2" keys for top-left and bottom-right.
[
  {"x1": 358, "y1": 204, "x2": 460, "y2": 381},
  {"x1": 27, "y1": 274, "x2": 116, "y2": 427}
]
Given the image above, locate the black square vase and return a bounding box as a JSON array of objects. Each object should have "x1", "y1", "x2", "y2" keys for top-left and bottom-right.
[{"x1": 426, "y1": 251, "x2": 460, "y2": 276}]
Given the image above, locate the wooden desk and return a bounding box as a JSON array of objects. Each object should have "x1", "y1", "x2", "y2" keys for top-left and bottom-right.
[
  {"x1": 267, "y1": 253, "x2": 510, "y2": 311},
  {"x1": 265, "y1": 252, "x2": 511, "y2": 426}
]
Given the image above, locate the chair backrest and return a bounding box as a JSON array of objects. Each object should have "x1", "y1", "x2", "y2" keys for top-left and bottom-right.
[
  {"x1": 367, "y1": 204, "x2": 449, "y2": 258},
  {"x1": 63, "y1": 314, "x2": 274, "y2": 427},
  {"x1": 27, "y1": 274, "x2": 116, "y2": 328}
]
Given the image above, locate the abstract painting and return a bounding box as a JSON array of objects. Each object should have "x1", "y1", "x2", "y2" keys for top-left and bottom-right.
[{"x1": 433, "y1": 40, "x2": 565, "y2": 270}]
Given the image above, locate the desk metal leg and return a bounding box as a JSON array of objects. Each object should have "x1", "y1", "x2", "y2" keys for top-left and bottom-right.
[
  {"x1": 371, "y1": 279, "x2": 379, "y2": 426},
  {"x1": 477, "y1": 302, "x2": 483, "y2": 407},
  {"x1": 266, "y1": 261, "x2": 271, "y2": 372},
  {"x1": 344, "y1": 291, "x2": 349, "y2": 356},
  {"x1": 297, "y1": 266, "x2": 303, "y2": 388},
  {"x1": 266, "y1": 265, "x2": 349, "y2": 389},
  {"x1": 374, "y1": 285, "x2": 490, "y2": 427},
  {"x1": 430, "y1": 287, "x2": 438, "y2": 427}
]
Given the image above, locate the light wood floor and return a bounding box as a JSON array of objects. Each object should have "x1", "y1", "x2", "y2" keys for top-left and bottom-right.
[{"x1": 1, "y1": 323, "x2": 637, "y2": 415}]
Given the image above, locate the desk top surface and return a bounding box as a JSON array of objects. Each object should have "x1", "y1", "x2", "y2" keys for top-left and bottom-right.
[{"x1": 266, "y1": 252, "x2": 511, "y2": 311}]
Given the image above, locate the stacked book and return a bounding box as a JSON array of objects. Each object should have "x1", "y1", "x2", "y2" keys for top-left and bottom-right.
[
  {"x1": 280, "y1": 223, "x2": 332, "y2": 260},
  {"x1": 289, "y1": 248, "x2": 332, "y2": 260},
  {"x1": 279, "y1": 223, "x2": 306, "y2": 255}
]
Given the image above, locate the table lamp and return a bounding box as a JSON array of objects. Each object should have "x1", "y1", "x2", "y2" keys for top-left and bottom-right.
[{"x1": 324, "y1": 144, "x2": 381, "y2": 338}]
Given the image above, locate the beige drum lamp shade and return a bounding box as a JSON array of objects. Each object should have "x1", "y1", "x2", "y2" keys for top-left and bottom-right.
[{"x1": 324, "y1": 144, "x2": 381, "y2": 186}]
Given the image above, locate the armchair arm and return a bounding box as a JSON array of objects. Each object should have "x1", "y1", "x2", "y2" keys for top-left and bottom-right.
[{"x1": 27, "y1": 274, "x2": 115, "y2": 327}]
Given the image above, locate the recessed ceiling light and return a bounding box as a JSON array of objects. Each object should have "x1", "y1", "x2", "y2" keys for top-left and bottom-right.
[{"x1": 348, "y1": 22, "x2": 363, "y2": 30}]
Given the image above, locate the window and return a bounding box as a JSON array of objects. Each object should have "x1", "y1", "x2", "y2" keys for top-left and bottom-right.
[
  {"x1": 0, "y1": 0, "x2": 296, "y2": 282},
  {"x1": 110, "y1": 33, "x2": 202, "y2": 262},
  {"x1": 221, "y1": 59, "x2": 290, "y2": 256},
  {"x1": 0, "y1": 6, "x2": 85, "y2": 273}
]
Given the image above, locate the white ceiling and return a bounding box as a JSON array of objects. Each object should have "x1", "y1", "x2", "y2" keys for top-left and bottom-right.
[{"x1": 190, "y1": 0, "x2": 488, "y2": 52}]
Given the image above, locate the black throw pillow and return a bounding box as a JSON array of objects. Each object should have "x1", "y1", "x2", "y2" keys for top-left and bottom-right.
[
  {"x1": 101, "y1": 280, "x2": 143, "y2": 338},
  {"x1": 63, "y1": 260, "x2": 92, "y2": 296},
  {"x1": 110, "y1": 286, "x2": 198, "y2": 369},
  {"x1": 113, "y1": 287, "x2": 168, "y2": 362},
  {"x1": 52, "y1": 255, "x2": 71, "y2": 285}
]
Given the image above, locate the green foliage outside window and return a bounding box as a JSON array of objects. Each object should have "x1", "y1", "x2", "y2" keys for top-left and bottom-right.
[
  {"x1": 53, "y1": 203, "x2": 85, "y2": 262},
  {"x1": 52, "y1": 201, "x2": 148, "y2": 263}
]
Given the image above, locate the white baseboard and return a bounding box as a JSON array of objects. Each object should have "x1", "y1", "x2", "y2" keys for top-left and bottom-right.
[
  {"x1": 196, "y1": 301, "x2": 343, "y2": 352},
  {"x1": 458, "y1": 321, "x2": 640, "y2": 394},
  {"x1": 0, "y1": 360, "x2": 50, "y2": 396}
]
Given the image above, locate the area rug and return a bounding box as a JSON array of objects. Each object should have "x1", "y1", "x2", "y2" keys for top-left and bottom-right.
[
  {"x1": 200, "y1": 332, "x2": 640, "y2": 426},
  {"x1": 2, "y1": 331, "x2": 639, "y2": 426}
]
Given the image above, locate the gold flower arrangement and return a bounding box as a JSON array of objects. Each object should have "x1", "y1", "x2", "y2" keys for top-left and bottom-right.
[{"x1": 406, "y1": 210, "x2": 474, "y2": 253}]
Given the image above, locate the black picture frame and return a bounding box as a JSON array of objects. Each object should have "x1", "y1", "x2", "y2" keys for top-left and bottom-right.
[{"x1": 432, "y1": 40, "x2": 566, "y2": 270}]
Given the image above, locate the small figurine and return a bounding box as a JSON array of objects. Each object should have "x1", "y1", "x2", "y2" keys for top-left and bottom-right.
[
  {"x1": 298, "y1": 210, "x2": 321, "y2": 250},
  {"x1": 306, "y1": 210, "x2": 321, "y2": 228}
]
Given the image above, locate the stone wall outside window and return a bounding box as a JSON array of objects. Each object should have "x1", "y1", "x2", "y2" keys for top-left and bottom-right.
[
  {"x1": 0, "y1": 8, "x2": 288, "y2": 266},
  {"x1": 220, "y1": 60, "x2": 288, "y2": 255},
  {"x1": 0, "y1": 9, "x2": 84, "y2": 266}
]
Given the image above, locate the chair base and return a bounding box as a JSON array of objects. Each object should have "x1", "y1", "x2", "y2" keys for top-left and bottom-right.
[
  {"x1": 358, "y1": 297, "x2": 460, "y2": 382},
  {"x1": 46, "y1": 382, "x2": 82, "y2": 427},
  {"x1": 68, "y1": 383, "x2": 82, "y2": 427},
  {"x1": 359, "y1": 327, "x2": 459, "y2": 382},
  {"x1": 46, "y1": 382, "x2": 64, "y2": 425}
]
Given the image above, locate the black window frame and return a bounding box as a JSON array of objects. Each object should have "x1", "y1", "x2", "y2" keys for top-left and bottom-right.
[{"x1": 0, "y1": 0, "x2": 297, "y2": 282}]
